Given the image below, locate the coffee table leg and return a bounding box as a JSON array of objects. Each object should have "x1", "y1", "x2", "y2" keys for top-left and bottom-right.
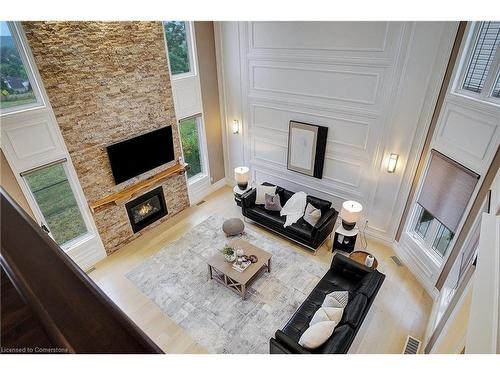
[
  {"x1": 241, "y1": 284, "x2": 246, "y2": 300},
  {"x1": 267, "y1": 258, "x2": 271, "y2": 273},
  {"x1": 208, "y1": 264, "x2": 213, "y2": 280}
]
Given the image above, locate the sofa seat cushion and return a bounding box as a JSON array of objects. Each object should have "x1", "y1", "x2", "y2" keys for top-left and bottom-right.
[
  {"x1": 340, "y1": 293, "x2": 368, "y2": 328},
  {"x1": 285, "y1": 218, "x2": 314, "y2": 239},
  {"x1": 314, "y1": 324, "x2": 355, "y2": 354},
  {"x1": 356, "y1": 270, "x2": 384, "y2": 298},
  {"x1": 320, "y1": 269, "x2": 359, "y2": 292},
  {"x1": 246, "y1": 206, "x2": 285, "y2": 225}
]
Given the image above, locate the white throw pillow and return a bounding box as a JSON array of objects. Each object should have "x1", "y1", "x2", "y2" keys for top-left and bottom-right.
[
  {"x1": 309, "y1": 306, "x2": 344, "y2": 326},
  {"x1": 303, "y1": 203, "x2": 322, "y2": 226},
  {"x1": 298, "y1": 320, "x2": 337, "y2": 349},
  {"x1": 322, "y1": 291, "x2": 349, "y2": 308},
  {"x1": 255, "y1": 184, "x2": 276, "y2": 205}
]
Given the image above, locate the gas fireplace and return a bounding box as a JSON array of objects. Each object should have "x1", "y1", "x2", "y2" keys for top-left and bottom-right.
[{"x1": 125, "y1": 186, "x2": 168, "y2": 233}]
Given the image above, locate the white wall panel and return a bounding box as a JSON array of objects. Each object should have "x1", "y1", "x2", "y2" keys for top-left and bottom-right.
[
  {"x1": 251, "y1": 22, "x2": 389, "y2": 52},
  {"x1": 251, "y1": 63, "x2": 382, "y2": 105},
  {"x1": 1, "y1": 109, "x2": 68, "y2": 171},
  {"x1": 433, "y1": 101, "x2": 499, "y2": 172}
]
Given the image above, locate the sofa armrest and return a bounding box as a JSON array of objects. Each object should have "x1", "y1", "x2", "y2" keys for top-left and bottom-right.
[
  {"x1": 313, "y1": 208, "x2": 337, "y2": 232},
  {"x1": 274, "y1": 330, "x2": 311, "y2": 354},
  {"x1": 241, "y1": 189, "x2": 256, "y2": 210},
  {"x1": 330, "y1": 253, "x2": 372, "y2": 277}
]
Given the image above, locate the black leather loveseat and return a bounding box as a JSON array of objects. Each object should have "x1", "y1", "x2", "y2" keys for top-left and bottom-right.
[
  {"x1": 270, "y1": 254, "x2": 385, "y2": 354},
  {"x1": 241, "y1": 183, "x2": 337, "y2": 250}
]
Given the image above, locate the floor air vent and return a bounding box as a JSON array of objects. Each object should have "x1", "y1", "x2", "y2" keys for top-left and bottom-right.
[
  {"x1": 196, "y1": 200, "x2": 206, "y2": 206},
  {"x1": 391, "y1": 255, "x2": 403, "y2": 267},
  {"x1": 403, "y1": 335, "x2": 421, "y2": 354}
]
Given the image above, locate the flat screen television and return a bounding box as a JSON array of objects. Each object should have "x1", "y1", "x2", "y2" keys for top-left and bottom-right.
[{"x1": 106, "y1": 126, "x2": 175, "y2": 184}]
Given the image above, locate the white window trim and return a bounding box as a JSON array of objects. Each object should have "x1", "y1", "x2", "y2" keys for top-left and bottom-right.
[
  {"x1": 452, "y1": 21, "x2": 500, "y2": 106},
  {"x1": 163, "y1": 21, "x2": 197, "y2": 80},
  {"x1": 21, "y1": 160, "x2": 94, "y2": 251},
  {"x1": 0, "y1": 22, "x2": 45, "y2": 116},
  {"x1": 178, "y1": 114, "x2": 210, "y2": 184},
  {"x1": 0, "y1": 22, "x2": 106, "y2": 268}
]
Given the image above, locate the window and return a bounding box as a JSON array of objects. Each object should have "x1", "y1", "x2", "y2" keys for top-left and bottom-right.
[
  {"x1": 0, "y1": 21, "x2": 38, "y2": 111},
  {"x1": 163, "y1": 21, "x2": 192, "y2": 76},
  {"x1": 414, "y1": 204, "x2": 455, "y2": 257},
  {"x1": 179, "y1": 116, "x2": 204, "y2": 179},
  {"x1": 492, "y1": 73, "x2": 500, "y2": 98},
  {"x1": 23, "y1": 162, "x2": 88, "y2": 246},
  {"x1": 412, "y1": 151, "x2": 478, "y2": 258},
  {"x1": 459, "y1": 21, "x2": 500, "y2": 101}
]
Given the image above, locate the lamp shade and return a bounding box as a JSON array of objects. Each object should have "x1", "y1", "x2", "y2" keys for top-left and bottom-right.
[
  {"x1": 340, "y1": 200, "x2": 363, "y2": 224},
  {"x1": 234, "y1": 166, "x2": 249, "y2": 190}
]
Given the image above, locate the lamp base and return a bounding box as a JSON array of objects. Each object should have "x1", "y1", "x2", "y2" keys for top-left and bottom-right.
[
  {"x1": 341, "y1": 219, "x2": 356, "y2": 231},
  {"x1": 237, "y1": 182, "x2": 248, "y2": 190}
]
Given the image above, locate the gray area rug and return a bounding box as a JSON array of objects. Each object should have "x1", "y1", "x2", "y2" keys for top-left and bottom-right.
[{"x1": 126, "y1": 215, "x2": 328, "y2": 353}]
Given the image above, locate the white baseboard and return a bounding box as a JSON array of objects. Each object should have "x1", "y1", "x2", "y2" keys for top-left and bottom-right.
[
  {"x1": 393, "y1": 240, "x2": 439, "y2": 299},
  {"x1": 188, "y1": 177, "x2": 229, "y2": 205}
]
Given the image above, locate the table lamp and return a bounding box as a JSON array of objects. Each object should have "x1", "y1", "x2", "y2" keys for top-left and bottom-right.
[
  {"x1": 234, "y1": 166, "x2": 250, "y2": 190},
  {"x1": 340, "y1": 200, "x2": 363, "y2": 231}
]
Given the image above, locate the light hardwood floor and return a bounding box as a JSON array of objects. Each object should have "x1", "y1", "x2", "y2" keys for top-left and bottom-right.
[{"x1": 90, "y1": 186, "x2": 432, "y2": 354}]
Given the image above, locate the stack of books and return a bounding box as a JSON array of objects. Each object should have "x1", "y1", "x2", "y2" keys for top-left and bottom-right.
[{"x1": 232, "y1": 260, "x2": 251, "y2": 272}]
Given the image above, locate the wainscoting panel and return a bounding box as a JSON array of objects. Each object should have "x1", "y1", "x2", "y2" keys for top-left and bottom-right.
[
  {"x1": 433, "y1": 99, "x2": 499, "y2": 173},
  {"x1": 252, "y1": 103, "x2": 372, "y2": 154},
  {"x1": 1, "y1": 111, "x2": 66, "y2": 171},
  {"x1": 251, "y1": 62, "x2": 383, "y2": 105},
  {"x1": 248, "y1": 22, "x2": 404, "y2": 62}
]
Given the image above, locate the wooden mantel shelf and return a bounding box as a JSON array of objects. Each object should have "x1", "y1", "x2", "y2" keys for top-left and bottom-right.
[{"x1": 89, "y1": 163, "x2": 189, "y2": 213}]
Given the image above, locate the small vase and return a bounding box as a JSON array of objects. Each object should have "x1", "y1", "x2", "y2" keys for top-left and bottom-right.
[{"x1": 225, "y1": 253, "x2": 236, "y2": 263}]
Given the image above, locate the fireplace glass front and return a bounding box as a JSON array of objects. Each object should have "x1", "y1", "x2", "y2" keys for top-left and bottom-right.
[{"x1": 125, "y1": 186, "x2": 168, "y2": 233}]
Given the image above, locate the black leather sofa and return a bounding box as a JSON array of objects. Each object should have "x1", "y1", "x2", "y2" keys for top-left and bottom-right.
[
  {"x1": 241, "y1": 183, "x2": 338, "y2": 250},
  {"x1": 270, "y1": 254, "x2": 385, "y2": 354}
]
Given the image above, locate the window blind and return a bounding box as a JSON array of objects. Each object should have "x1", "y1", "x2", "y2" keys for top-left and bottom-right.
[
  {"x1": 462, "y1": 21, "x2": 500, "y2": 94},
  {"x1": 417, "y1": 150, "x2": 479, "y2": 233}
]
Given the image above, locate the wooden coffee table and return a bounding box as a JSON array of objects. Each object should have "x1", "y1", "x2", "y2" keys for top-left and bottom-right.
[
  {"x1": 207, "y1": 239, "x2": 271, "y2": 300},
  {"x1": 349, "y1": 251, "x2": 378, "y2": 270}
]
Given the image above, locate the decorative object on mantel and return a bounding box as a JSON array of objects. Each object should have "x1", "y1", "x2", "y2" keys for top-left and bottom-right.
[
  {"x1": 220, "y1": 245, "x2": 236, "y2": 262},
  {"x1": 222, "y1": 218, "x2": 245, "y2": 237},
  {"x1": 234, "y1": 166, "x2": 250, "y2": 190},
  {"x1": 287, "y1": 121, "x2": 328, "y2": 179},
  {"x1": 89, "y1": 162, "x2": 189, "y2": 213},
  {"x1": 340, "y1": 200, "x2": 363, "y2": 231}
]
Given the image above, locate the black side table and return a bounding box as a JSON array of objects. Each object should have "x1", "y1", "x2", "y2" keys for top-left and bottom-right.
[
  {"x1": 332, "y1": 226, "x2": 359, "y2": 253},
  {"x1": 233, "y1": 186, "x2": 252, "y2": 207}
]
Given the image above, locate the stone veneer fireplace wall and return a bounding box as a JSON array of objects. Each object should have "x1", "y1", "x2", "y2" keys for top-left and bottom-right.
[{"x1": 23, "y1": 22, "x2": 190, "y2": 255}]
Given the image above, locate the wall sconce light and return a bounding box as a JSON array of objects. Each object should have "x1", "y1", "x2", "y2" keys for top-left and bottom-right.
[
  {"x1": 232, "y1": 120, "x2": 240, "y2": 134},
  {"x1": 387, "y1": 153, "x2": 399, "y2": 173}
]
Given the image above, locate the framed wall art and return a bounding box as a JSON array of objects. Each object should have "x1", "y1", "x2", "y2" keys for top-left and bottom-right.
[{"x1": 287, "y1": 121, "x2": 328, "y2": 179}]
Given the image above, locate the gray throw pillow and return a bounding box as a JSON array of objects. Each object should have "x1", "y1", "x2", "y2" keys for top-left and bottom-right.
[
  {"x1": 264, "y1": 193, "x2": 282, "y2": 211},
  {"x1": 303, "y1": 203, "x2": 322, "y2": 226}
]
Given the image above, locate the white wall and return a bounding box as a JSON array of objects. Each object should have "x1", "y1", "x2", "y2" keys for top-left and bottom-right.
[
  {"x1": 215, "y1": 21, "x2": 458, "y2": 244},
  {"x1": 397, "y1": 22, "x2": 500, "y2": 296}
]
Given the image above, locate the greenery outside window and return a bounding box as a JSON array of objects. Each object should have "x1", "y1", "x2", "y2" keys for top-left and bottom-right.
[
  {"x1": 0, "y1": 21, "x2": 40, "y2": 112},
  {"x1": 23, "y1": 161, "x2": 89, "y2": 247},
  {"x1": 163, "y1": 21, "x2": 193, "y2": 76},
  {"x1": 179, "y1": 116, "x2": 204, "y2": 180},
  {"x1": 413, "y1": 203, "x2": 455, "y2": 258}
]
